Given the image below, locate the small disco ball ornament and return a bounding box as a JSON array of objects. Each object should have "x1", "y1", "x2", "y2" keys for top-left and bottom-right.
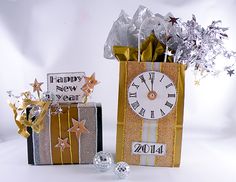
[
  {"x1": 29, "y1": 105, "x2": 41, "y2": 119},
  {"x1": 113, "y1": 162, "x2": 130, "y2": 179},
  {"x1": 93, "y1": 151, "x2": 114, "y2": 172}
]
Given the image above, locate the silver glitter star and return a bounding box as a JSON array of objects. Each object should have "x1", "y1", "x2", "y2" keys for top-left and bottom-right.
[{"x1": 227, "y1": 69, "x2": 234, "y2": 77}]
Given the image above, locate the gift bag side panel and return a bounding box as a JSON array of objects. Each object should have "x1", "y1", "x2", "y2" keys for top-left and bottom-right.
[
  {"x1": 123, "y1": 61, "x2": 146, "y2": 165},
  {"x1": 173, "y1": 64, "x2": 185, "y2": 167},
  {"x1": 116, "y1": 61, "x2": 128, "y2": 162}
]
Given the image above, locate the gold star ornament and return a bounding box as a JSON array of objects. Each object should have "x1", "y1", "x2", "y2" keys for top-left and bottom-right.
[
  {"x1": 83, "y1": 73, "x2": 99, "y2": 89},
  {"x1": 30, "y1": 78, "x2": 44, "y2": 98},
  {"x1": 68, "y1": 118, "x2": 89, "y2": 138},
  {"x1": 55, "y1": 137, "x2": 70, "y2": 151},
  {"x1": 81, "y1": 73, "x2": 99, "y2": 102},
  {"x1": 81, "y1": 84, "x2": 93, "y2": 97}
]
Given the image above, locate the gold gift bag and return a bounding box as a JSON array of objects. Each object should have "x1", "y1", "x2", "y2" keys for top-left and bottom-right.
[{"x1": 113, "y1": 33, "x2": 185, "y2": 167}]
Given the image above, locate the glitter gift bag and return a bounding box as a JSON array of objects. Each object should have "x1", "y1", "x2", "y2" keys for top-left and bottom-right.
[
  {"x1": 115, "y1": 60, "x2": 185, "y2": 167},
  {"x1": 27, "y1": 102, "x2": 102, "y2": 165},
  {"x1": 112, "y1": 33, "x2": 185, "y2": 167},
  {"x1": 105, "y1": 8, "x2": 186, "y2": 166},
  {"x1": 104, "y1": 5, "x2": 236, "y2": 167}
]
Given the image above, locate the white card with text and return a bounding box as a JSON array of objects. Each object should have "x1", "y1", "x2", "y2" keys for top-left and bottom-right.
[
  {"x1": 132, "y1": 141, "x2": 166, "y2": 156},
  {"x1": 47, "y1": 72, "x2": 85, "y2": 103}
]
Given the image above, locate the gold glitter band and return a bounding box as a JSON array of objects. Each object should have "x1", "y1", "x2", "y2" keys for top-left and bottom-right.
[
  {"x1": 67, "y1": 105, "x2": 74, "y2": 164},
  {"x1": 172, "y1": 64, "x2": 185, "y2": 167},
  {"x1": 58, "y1": 113, "x2": 63, "y2": 164},
  {"x1": 51, "y1": 104, "x2": 79, "y2": 164},
  {"x1": 116, "y1": 61, "x2": 128, "y2": 162}
]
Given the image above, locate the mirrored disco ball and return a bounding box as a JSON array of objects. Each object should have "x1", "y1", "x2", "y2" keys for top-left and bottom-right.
[
  {"x1": 113, "y1": 161, "x2": 130, "y2": 179},
  {"x1": 93, "y1": 151, "x2": 114, "y2": 172}
]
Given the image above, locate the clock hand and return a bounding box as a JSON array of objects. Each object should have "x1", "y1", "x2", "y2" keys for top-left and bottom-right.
[
  {"x1": 139, "y1": 75, "x2": 151, "y2": 92},
  {"x1": 151, "y1": 78, "x2": 154, "y2": 91},
  {"x1": 149, "y1": 72, "x2": 155, "y2": 91},
  {"x1": 144, "y1": 81, "x2": 151, "y2": 92}
]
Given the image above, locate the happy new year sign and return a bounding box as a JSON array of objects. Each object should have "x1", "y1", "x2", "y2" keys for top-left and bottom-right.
[{"x1": 47, "y1": 72, "x2": 85, "y2": 103}]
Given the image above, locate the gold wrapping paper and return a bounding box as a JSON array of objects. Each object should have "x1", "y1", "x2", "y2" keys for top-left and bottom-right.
[{"x1": 51, "y1": 104, "x2": 79, "y2": 164}]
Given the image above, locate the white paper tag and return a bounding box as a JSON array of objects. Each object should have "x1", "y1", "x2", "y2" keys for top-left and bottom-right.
[
  {"x1": 132, "y1": 142, "x2": 166, "y2": 156},
  {"x1": 47, "y1": 72, "x2": 85, "y2": 103}
]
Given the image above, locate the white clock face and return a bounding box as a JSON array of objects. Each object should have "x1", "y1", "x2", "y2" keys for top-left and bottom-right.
[{"x1": 128, "y1": 71, "x2": 177, "y2": 120}]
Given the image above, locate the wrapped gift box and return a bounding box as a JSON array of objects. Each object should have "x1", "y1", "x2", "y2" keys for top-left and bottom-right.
[{"x1": 27, "y1": 102, "x2": 102, "y2": 165}]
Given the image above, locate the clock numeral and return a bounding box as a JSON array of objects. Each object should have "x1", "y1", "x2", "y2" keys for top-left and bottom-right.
[
  {"x1": 160, "y1": 109, "x2": 165, "y2": 116},
  {"x1": 165, "y1": 83, "x2": 173, "y2": 89},
  {"x1": 129, "y1": 92, "x2": 137, "y2": 98},
  {"x1": 132, "y1": 82, "x2": 140, "y2": 90},
  {"x1": 139, "y1": 108, "x2": 146, "y2": 117},
  {"x1": 131, "y1": 101, "x2": 140, "y2": 110},
  {"x1": 165, "y1": 101, "x2": 173, "y2": 109},
  {"x1": 139, "y1": 75, "x2": 146, "y2": 83},
  {"x1": 168, "y1": 93, "x2": 176, "y2": 98},
  {"x1": 160, "y1": 75, "x2": 164, "y2": 82},
  {"x1": 151, "y1": 110, "x2": 155, "y2": 118},
  {"x1": 149, "y1": 72, "x2": 155, "y2": 81}
]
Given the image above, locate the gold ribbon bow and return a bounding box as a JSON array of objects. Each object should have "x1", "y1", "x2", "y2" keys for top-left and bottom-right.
[
  {"x1": 9, "y1": 99, "x2": 50, "y2": 138},
  {"x1": 112, "y1": 32, "x2": 173, "y2": 62}
]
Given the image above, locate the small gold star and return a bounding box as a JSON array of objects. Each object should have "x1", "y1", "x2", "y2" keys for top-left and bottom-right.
[
  {"x1": 83, "y1": 73, "x2": 99, "y2": 89},
  {"x1": 68, "y1": 118, "x2": 89, "y2": 138},
  {"x1": 81, "y1": 84, "x2": 93, "y2": 97},
  {"x1": 194, "y1": 80, "x2": 200, "y2": 86},
  {"x1": 21, "y1": 91, "x2": 32, "y2": 99},
  {"x1": 55, "y1": 137, "x2": 70, "y2": 151},
  {"x1": 30, "y1": 79, "x2": 44, "y2": 98}
]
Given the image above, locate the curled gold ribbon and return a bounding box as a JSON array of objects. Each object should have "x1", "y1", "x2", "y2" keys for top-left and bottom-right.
[
  {"x1": 9, "y1": 99, "x2": 50, "y2": 138},
  {"x1": 113, "y1": 32, "x2": 173, "y2": 62}
]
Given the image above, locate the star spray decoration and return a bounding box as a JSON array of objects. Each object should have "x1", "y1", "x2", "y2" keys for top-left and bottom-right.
[
  {"x1": 104, "y1": 5, "x2": 236, "y2": 84},
  {"x1": 30, "y1": 79, "x2": 44, "y2": 99},
  {"x1": 7, "y1": 72, "x2": 99, "y2": 138},
  {"x1": 81, "y1": 73, "x2": 99, "y2": 103}
]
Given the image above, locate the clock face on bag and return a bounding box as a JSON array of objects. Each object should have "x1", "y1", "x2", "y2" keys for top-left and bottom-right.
[{"x1": 128, "y1": 71, "x2": 177, "y2": 120}]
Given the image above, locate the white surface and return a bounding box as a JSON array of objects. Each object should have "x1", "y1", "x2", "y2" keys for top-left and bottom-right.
[
  {"x1": 0, "y1": 0, "x2": 236, "y2": 181},
  {"x1": 0, "y1": 132, "x2": 236, "y2": 182}
]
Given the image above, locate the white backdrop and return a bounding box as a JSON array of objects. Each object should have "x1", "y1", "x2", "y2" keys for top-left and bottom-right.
[{"x1": 0, "y1": 0, "x2": 236, "y2": 182}]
